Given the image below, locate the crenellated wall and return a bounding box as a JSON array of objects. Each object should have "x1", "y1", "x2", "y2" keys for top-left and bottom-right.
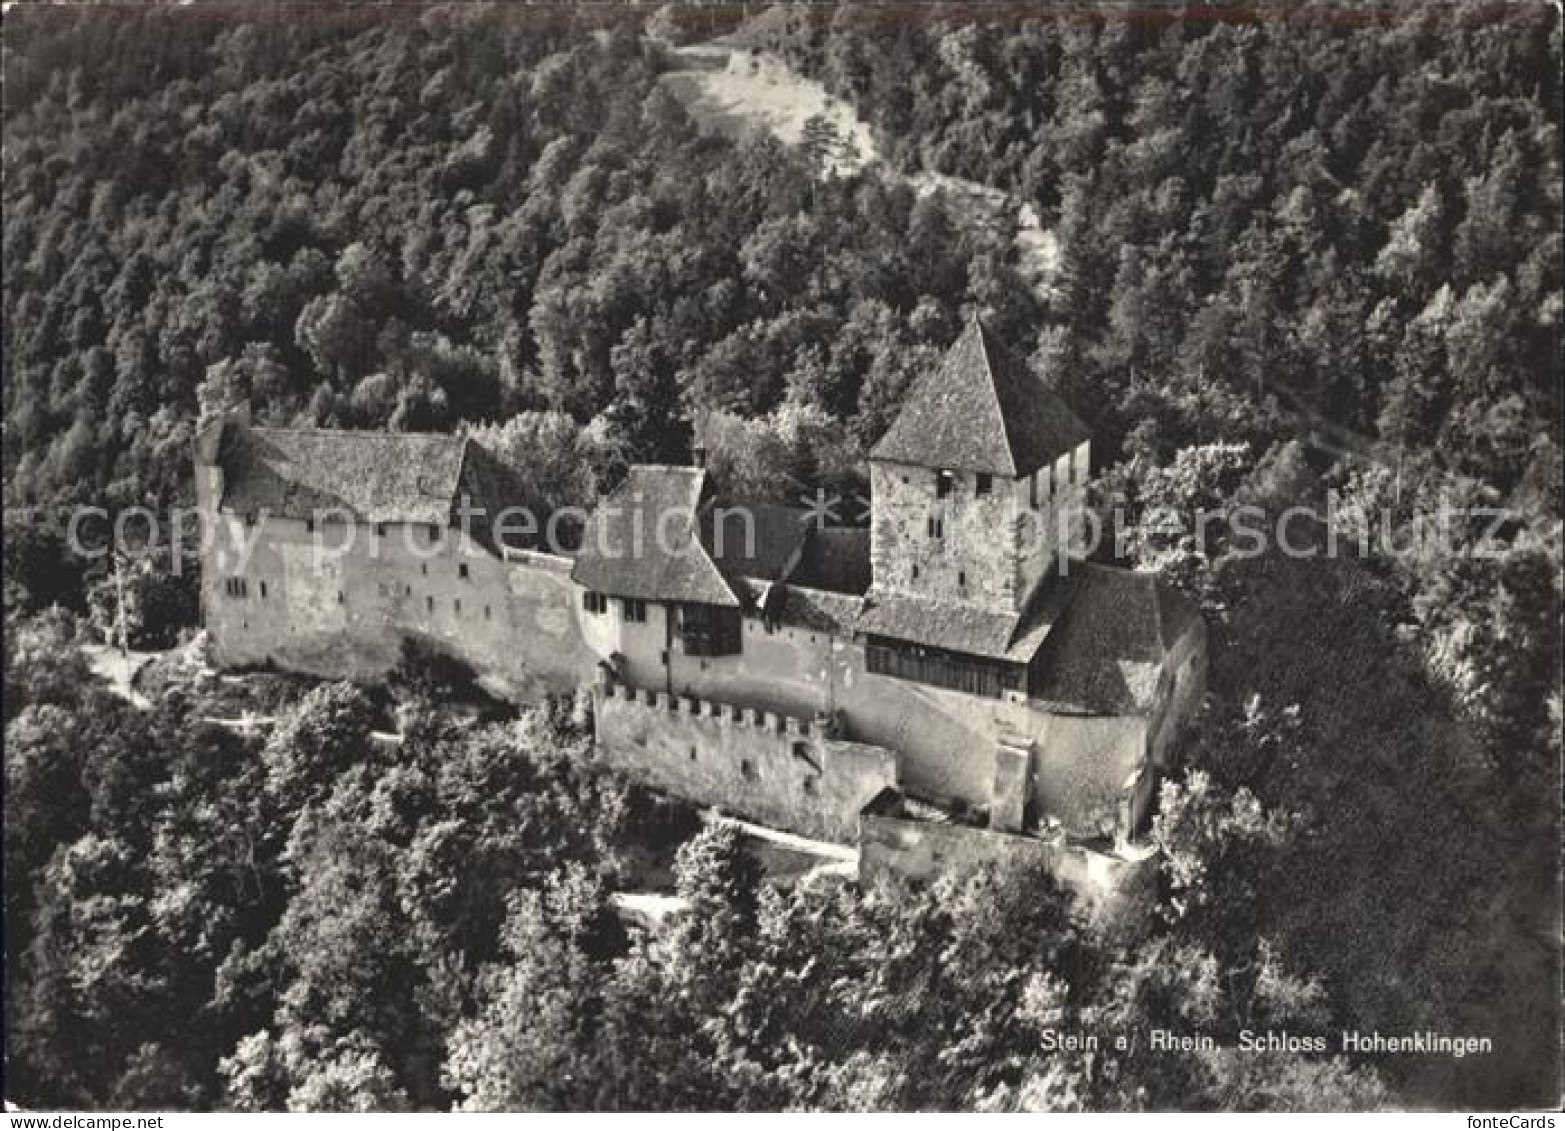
[{"x1": 591, "y1": 676, "x2": 899, "y2": 842}]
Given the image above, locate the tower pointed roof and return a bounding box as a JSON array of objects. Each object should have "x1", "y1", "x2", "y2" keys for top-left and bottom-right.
[{"x1": 871, "y1": 316, "x2": 1090, "y2": 477}]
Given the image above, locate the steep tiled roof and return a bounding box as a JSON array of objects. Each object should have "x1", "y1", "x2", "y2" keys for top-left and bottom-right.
[
  {"x1": 571, "y1": 466, "x2": 741, "y2": 607},
  {"x1": 792, "y1": 527, "x2": 872, "y2": 595},
  {"x1": 218, "y1": 427, "x2": 481, "y2": 526},
  {"x1": 1028, "y1": 563, "x2": 1203, "y2": 715},
  {"x1": 703, "y1": 502, "x2": 812, "y2": 583},
  {"x1": 774, "y1": 584, "x2": 863, "y2": 634},
  {"x1": 871, "y1": 316, "x2": 1090, "y2": 477},
  {"x1": 856, "y1": 576, "x2": 1070, "y2": 664},
  {"x1": 457, "y1": 441, "x2": 539, "y2": 550}
]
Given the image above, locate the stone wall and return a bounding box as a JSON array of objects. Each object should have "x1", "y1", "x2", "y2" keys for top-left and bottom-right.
[
  {"x1": 200, "y1": 508, "x2": 592, "y2": 701},
  {"x1": 858, "y1": 789, "x2": 1156, "y2": 938},
  {"x1": 869, "y1": 459, "x2": 1027, "y2": 611},
  {"x1": 867, "y1": 446, "x2": 1089, "y2": 615},
  {"x1": 591, "y1": 678, "x2": 899, "y2": 842}
]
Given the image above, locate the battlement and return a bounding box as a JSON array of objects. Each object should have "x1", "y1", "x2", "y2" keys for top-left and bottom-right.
[
  {"x1": 599, "y1": 679, "x2": 831, "y2": 739},
  {"x1": 591, "y1": 676, "x2": 890, "y2": 842}
]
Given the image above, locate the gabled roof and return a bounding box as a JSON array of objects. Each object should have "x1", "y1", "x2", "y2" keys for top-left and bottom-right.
[
  {"x1": 856, "y1": 574, "x2": 1072, "y2": 665},
  {"x1": 1028, "y1": 563, "x2": 1203, "y2": 715},
  {"x1": 791, "y1": 527, "x2": 872, "y2": 595},
  {"x1": 870, "y1": 316, "x2": 1090, "y2": 478},
  {"x1": 702, "y1": 502, "x2": 813, "y2": 584},
  {"x1": 571, "y1": 466, "x2": 741, "y2": 608},
  {"x1": 218, "y1": 426, "x2": 479, "y2": 526},
  {"x1": 774, "y1": 584, "x2": 864, "y2": 635}
]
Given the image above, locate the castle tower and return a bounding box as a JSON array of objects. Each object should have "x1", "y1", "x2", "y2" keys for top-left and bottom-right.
[{"x1": 868, "y1": 317, "x2": 1091, "y2": 614}]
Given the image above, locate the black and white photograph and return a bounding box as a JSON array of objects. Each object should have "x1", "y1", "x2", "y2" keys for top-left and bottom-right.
[{"x1": 2, "y1": 0, "x2": 1560, "y2": 1116}]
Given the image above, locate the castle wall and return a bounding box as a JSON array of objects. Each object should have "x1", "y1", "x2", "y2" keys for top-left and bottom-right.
[
  {"x1": 858, "y1": 793, "x2": 1157, "y2": 938},
  {"x1": 201, "y1": 504, "x2": 1170, "y2": 841},
  {"x1": 591, "y1": 680, "x2": 899, "y2": 842},
  {"x1": 642, "y1": 616, "x2": 1151, "y2": 835},
  {"x1": 666, "y1": 614, "x2": 835, "y2": 717},
  {"x1": 201, "y1": 511, "x2": 592, "y2": 700}
]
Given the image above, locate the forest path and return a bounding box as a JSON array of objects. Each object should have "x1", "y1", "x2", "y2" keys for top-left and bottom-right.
[{"x1": 659, "y1": 39, "x2": 1059, "y2": 300}]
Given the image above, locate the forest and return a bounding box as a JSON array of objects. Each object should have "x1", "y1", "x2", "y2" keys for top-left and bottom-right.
[{"x1": 3, "y1": 0, "x2": 1561, "y2": 1112}]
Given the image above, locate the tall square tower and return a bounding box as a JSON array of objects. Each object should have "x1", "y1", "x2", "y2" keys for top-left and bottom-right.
[{"x1": 868, "y1": 317, "x2": 1091, "y2": 614}]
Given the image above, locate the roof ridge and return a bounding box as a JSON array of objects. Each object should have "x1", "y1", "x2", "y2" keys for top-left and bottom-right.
[
  {"x1": 973, "y1": 317, "x2": 1022, "y2": 479},
  {"x1": 252, "y1": 425, "x2": 464, "y2": 442}
]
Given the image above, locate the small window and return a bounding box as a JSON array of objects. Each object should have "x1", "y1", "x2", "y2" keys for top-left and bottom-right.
[
  {"x1": 740, "y1": 760, "x2": 755, "y2": 780},
  {"x1": 425, "y1": 596, "x2": 434, "y2": 614},
  {"x1": 582, "y1": 591, "x2": 607, "y2": 615},
  {"x1": 305, "y1": 517, "x2": 315, "y2": 534},
  {"x1": 927, "y1": 516, "x2": 944, "y2": 539},
  {"x1": 689, "y1": 747, "x2": 698, "y2": 762},
  {"x1": 454, "y1": 598, "x2": 462, "y2": 615},
  {"x1": 483, "y1": 605, "x2": 492, "y2": 621},
  {"x1": 428, "y1": 524, "x2": 442, "y2": 543},
  {"x1": 802, "y1": 776, "x2": 818, "y2": 796},
  {"x1": 911, "y1": 564, "x2": 920, "y2": 580},
  {"x1": 404, "y1": 584, "x2": 412, "y2": 596},
  {"x1": 958, "y1": 571, "x2": 966, "y2": 588},
  {"x1": 421, "y1": 562, "x2": 428, "y2": 577},
  {"x1": 458, "y1": 563, "x2": 469, "y2": 580},
  {"x1": 337, "y1": 591, "x2": 345, "y2": 605},
  {"x1": 936, "y1": 470, "x2": 954, "y2": 498},
  {"x1": 259, "y1": 580, "x2": 268, "y2": 599},
  {"x1": 375, "y1": 523, "x2": 387, "y2": 539},
  {"x1": 224, "y1": 577, "x2": 249, "y2": 598},
  {"x1": 622, "y1": 598, "x2": 647, "y2": 624},
  {"x1": 976, "y1": 472, "x2": 993, "y2": 496}
]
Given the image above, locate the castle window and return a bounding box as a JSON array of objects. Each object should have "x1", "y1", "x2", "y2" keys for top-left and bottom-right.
[
  {"x1": 582, "y1": 591, "x2": 608, "y2": 615},
  {"x1": 958, "y1": 571, "x2": 966, "y2": 588},
  {"x1": 259, "y1": 580, "x2": 268, "y2": 599},
  {"x1": 622, "y1": 597, "x2": 648, "y2": 624},
  {"x1": 927, "y1": 516, "x2": 944, "y2": 539},
  {"x1": 866, "y1": 637, "x2": 1017, "y2": 700},
  {"x1": 428, "y1": 524, "x2": 442, "y2": 544},
  {"x1": 458, "y1": 563, "x2": 469, "y2": 580},
  {"x1": 337, "y1": 591, "x2": 345, "y2": 605},
  {"x1": 936, "y1": 470, "x2": 954, "y2": 498},
  {"x1": 680, "y1": 603, "x2": 741, "y2": 656},
  {"x1": 305, "y1": 517, "x2": 315, "y2": 534},
  {"x1": 976, "y1": 473, "x2": 993, "y2": 496},
  {"x1": 802, "y1": 776, "x2": 818, "y2": 796},
  {"x1": 454, "y1": 598, "x2": 462, "y2": 615},
  {"x1": 224, "y1": 577, "x2": 248, "y2": 598},
  {"x1": 376, "y1": 523, "x2": 387, "y2": 539},
  {"x1": 425, "y1": 596, "x2": 434, "y2": 614},
  {"x1": 421, "y1": 563, "x2": 428, "y2": 576},
  {"x1": 740, "y1": 760, "x2": 756, "y2": 780},
  {"x1": 911, "y1": 564, "x2": 919, "y2": 580},
  {"x1": 484, "y1": 605, "x2": 492, "y2": 621}
]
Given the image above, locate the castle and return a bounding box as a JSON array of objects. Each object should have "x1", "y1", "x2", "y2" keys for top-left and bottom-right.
[{"x1": 193, "y1": 318, "x2": 1206, "y2": 923}]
